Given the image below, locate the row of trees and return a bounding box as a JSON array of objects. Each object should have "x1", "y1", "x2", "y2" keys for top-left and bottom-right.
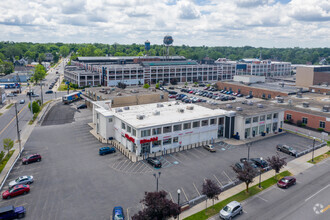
[{"x1": 1, "y1": 42, "x2": 329, "y2": 65}]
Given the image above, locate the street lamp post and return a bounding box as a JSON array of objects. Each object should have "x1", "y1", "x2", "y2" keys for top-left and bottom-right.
[
  {"x1": 177, "y1": 189, "x2": 181, "y2": 220},
  {"x1": 153, "y1": 172, "x2": 161, "y2": 192},
  {"x1": 258, "y1": 157, "x2": 263, "y2": 188},
  {"x1": 312, "y1": 137, "x2": 316, "y2": 162},
  {"x1": 247, "y1": 143, "x2": 251, "y2": 160}
]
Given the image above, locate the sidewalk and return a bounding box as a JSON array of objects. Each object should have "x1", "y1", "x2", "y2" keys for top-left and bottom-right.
[
  {"x1": 283, "y1": 123, "x2": 329, "y2": 141},
  {"x1": 180, "y1": 145, "x2": 329, "y2": 219},
  {"x1": 223, "y1": 131, "x2": 287, "y2": 146}
]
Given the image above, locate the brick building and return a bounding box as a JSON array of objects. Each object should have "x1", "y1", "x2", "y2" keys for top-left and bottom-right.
[{"x1": 296, "y1": 65, "x2": 330, "y2": 87}]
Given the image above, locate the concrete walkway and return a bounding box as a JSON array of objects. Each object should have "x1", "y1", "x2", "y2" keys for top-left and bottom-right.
[{"x1": 180, "y1": 145, "x2": 329, "y2": 219}]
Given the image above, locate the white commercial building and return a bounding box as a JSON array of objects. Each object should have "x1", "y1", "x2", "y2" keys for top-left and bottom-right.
[{"x1": 93, "y1": 101, "x2": 235, "y2": 156}]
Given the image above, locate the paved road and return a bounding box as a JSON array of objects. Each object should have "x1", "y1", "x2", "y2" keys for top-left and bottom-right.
[{"x1": 209, "y1": 158, "x2": 330, "y2": 220}]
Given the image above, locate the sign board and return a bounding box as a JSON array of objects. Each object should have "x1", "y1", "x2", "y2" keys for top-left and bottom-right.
[{"x1": 65, "y1": 81, "x2": 70, "y2": 85}]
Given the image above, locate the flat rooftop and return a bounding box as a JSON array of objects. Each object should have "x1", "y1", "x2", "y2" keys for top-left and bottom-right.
[
  {"x1": 94, "y1": 101, "x2": 234, "y2": 128},
  {"x1": 85, "y1": 87, "x2": 165, "y2": 99}
]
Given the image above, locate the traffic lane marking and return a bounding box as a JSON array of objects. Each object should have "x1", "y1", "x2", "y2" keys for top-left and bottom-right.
[
  {"x1": 256, "y1": 195, "x2": 268, "y2": 202},
  {"x1": 130, "y1": 162, "x2": 143, "y2": 172},
  {"x1": 305, "y1": 184, "x2": 330, "y2": 202},
  {"x1": 0, "y1": 103, "x2": 28, "y2": 136},
  {"x1": 122, "y1": 161, "x2": 134, "y2": 171}
]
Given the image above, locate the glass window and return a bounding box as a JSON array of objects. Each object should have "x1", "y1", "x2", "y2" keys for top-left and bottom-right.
[
  {"x1": 320, "y1": 121, "x2": 325, "y2": 128},
  {"x1": 302, "y1": 117, "x2": 308, "y2": 124},
  {"x1": 173, "y1": 124, "x2": 182, "y2": 131},
  {"x1": 121, "y1": 122, "x2": 126, "y2": 130},
  {"x1": 245, "y1": 118, "x2": 251, "y2": 124},
  {"x1": 127, "y1": 126, "x2": 132, "y2": 133},
  {"x1": 273, "y1": 113, "x2": 278, "y2": 119},
  {"x1": 210, "y1": 118, "x2": 216, "y2": 125},
  {"x1": 286, "y1": 114, "x2": 292, "y2": 120},
  {"x1": 132, "y1": 129, "x2": 136, "y2": 136},
  {"x1": 141, "y1": 129, "x2": 151, "y2": 137},
  {"x1": 193, "y1": 121, "x2": 200, "y2": 128},
  {"x1": 183, "y1": 123, "x2": 191, "y2": 130},
  {"x1": 163, "y1": 126, "x2": 172, "y2": 133},
  {"x1": 267, "y1": 114, "x2": 272, "y2": 120},
  {"x1": 253, "y1": 117, "x2": 259, "y2": 123},
  {"x1": 96, "y1": 113, "x2": 99, "y2": 119},
  {"x1": 153, "y1": 128, "x2": 162, "y2": 135},
  {"x1": 260, "y1": 115, "x2": 265, "y2": 121},
  {"x1": 201, "y1": 120, "x2": 208, "y2": 126},
  {"x1": 173, "y1": 137, "x2": 179, "y2": 143},
  {"x1": 152, "y1": 140, "x2": 161, "y2": 147},
  {"x1": 108, "y1": 118, "x2": 112, "y2": 123},
  {"x1": 163, "y1": 138, "x2": 172, "y2": 145}
]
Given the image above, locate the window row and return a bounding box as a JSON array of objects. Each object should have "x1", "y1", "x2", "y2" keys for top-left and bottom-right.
[
  {"x1": 245, "y1": 113, "x2": 278, "y2": 124},
  {"x1": 286, "y1": 114, "x2": 326, "y2": 128},
  {"x1": 152, "y1": 137, "x2": 179, "y2": 146}
]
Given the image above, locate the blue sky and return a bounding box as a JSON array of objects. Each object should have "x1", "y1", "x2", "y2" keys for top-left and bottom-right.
[{"x1": 0, "y1": 0, "x2": 329, "y2": 48}]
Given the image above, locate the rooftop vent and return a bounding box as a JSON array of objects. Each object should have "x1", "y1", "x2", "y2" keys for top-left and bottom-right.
[
  {"x1": 186, "y1": 106, "x2": 194, "y2": 110},
  {"x1": 242, "y1": 100, "x2": 247, "y2": 104},
  {"x1": 236, "y1": 107, "x2": 243, "y2": 111},
  {"x1": 123, "y1": 106, "x2": 130, "y2": 110},
  {"x1": 136, "y1": 114, "x2": 145, "y2": 120},
  {"x1": 130, "y1": 90, "x2": 139, "y2": 93},
  {"x1": 177, "y1": 108, "x2": 185, "y2": 113},
  {"x1": 116, "y1": 92, "x2": 122, "y2": 96},
  {"x1": 247, "y1": 101, "x2": 254, "y2": 106},
  {"x1": 277, "y1": 97, "x2": 284, "y2": 103},
  {"x1": 296, "y1": 92, "x2": 303, "y2": 98},
  {"x1": 226, "y1": 104, "x2": 232, "y2": 109},
  {"x1": 157, "y1": 103, "x2": 164, "y2": 108},
  {"x1": 279, "y1": 82, "x2": 285, "y2": 87},
  {"x1": 115, "y1": 108, "x2": 123, "y2": 113},
  {"x1": 288, "y1": 99, "x2": 293, "y2": 106},
  {"x1": 323, "y1": 105, "x2": 329, "y2": 112},
  {"x1": 297, "y1": 88, "x2": 303, "y2": 92},
  {"x1": 153, "y1": 110, "x2": 160, "y2": 115},
  {"x1": 174, "y1": 101, "x2": 180, "y2": 105},
  {"x1": 302, "y1": 102, "x2": 310, "y2": 108},
  {"x1": 257, "y1": 103, "x2": 264, "y2": 108}
]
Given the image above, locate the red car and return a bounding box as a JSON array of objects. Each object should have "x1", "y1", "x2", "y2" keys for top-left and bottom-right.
[
  {"x1": 277, "y1": 176, "x2": 296, "y2": 189},
  {"x1": 169, "y1": 95, "x2": 177, "y2": 98},
  {"x1": 22, "y1": 154, "x2": 42, "y2": 165},
  {"x1": 2, "y1": 185, "x2": 30, "y2": 199}
]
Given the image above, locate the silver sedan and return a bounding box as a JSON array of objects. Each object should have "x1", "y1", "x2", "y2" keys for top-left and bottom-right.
[{"x1": 8, "y1": 176, "x2": 34, "y2": 188}]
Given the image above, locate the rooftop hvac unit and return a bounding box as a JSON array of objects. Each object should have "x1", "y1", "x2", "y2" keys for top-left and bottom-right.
[
  {"x1": 288, "y1": 99, "x2": 293, "y2": 106},
  {"x1": 177, "y1": 108, "x2": 185, "y2": 113},
  {"x1": 153, "y1": 110, "x2": 160, "y2": 115},
  {"x1": 136, "y1": 114, "x2": 145, "y2": 120},
  {"x1": 242, "y1": 100, "x2": 248, "y2": 104},
  {"x1": 323, "y1": 105, "x2": 329, "y2": 112},
  {"x1": 302, "y1": 102, "x2": 310, "y2": 108},
  {"x1": 257, "y1": 103, "x2": 264, "y2": 108},
  {"x1": 279, "y1": 82, "x2": 284, "y2": 87},
  {"x1": 236, "y1": 107, "x2": 243, "y2": 111},
  {"x1": 157, "y1": 103, "x2": 164, "y2": 108},
  {"x1": 297, "y1": 88, "x2": 303, "y2": 92},
  {"x1": 123, "y1": 106, "x2": 130, "y2": 110},
  {"x1": 186, "y1": 106, "x2": 194, "y2": 110},
  {"x1": 226, "y1": 104, "x2": 232, "y2": 109},
  {"x1": 117, "y1": 92, "x2": 122, "y2": 96},
  {"x1": 115, "y1": 108, "x2": 123, "y2": 113},
  {"x1": 247, "y1": 101, "x2": 254, "y2": 106},
  {"x1": 296, "y1": 93, "x2": 302, "y2": 98},
  {"x1": 174, "y1": 101, "x2": 180, "y2": 105},
  {"x1": 277, "y1": 97, "x2": 284, "y2": 103}
]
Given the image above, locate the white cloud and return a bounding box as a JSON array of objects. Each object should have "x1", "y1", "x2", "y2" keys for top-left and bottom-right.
[{"x1": 0, "y1": 0, "x2": 328, "y2": 47}]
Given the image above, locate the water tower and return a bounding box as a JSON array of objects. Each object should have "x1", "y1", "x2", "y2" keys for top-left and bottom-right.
[
  {"x1": 163, "y1": 35, "x2": 173, "y2": 60},
  {"x1": 145, "y1": 40, "x2": 150, "y2": 56}
]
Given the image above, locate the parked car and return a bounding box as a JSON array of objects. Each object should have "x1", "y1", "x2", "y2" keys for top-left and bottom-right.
[
  {"x1": 99, "y1": 147, "x2": 116, "y2": 156},
  {"x1": 19, "y1": 100, "x2": 25, "y2": 104},
  {"x1": 2, "y1": 185, "x2": 30, "y2": 199},
  {"x1": 219, "y1": 201, "x2": 243, "y2": 220},
  {"x1": 203, "y1": 144, "x2": 216, "y2": 152},
  {"x1": 0, "y1": 205, "x2": 25, "y2": 219},
  {"x1": 45, "y1": 90, "x2": 53, "y2": 94},
  {"x1": 277, "y1": 176, "x2": 296, "y2": 189},
  {"x1": 146, "y1": 157, "x2": 162, "y2": 168},
  {"x1": 77, "y1": 104, "x2": 87, "y2": 109},
  {"x1": 22, "y1": 154, "x2": 42, "y2": 165},
  {"x1": 235, "y1": 161, "x2": 257, "y2": 170},
  {"x1": 8, "y1": 176, "x2": 34, "y2": 189},
  {"x1": 237, "y1": 94, "x2": 243, "y2": 97},
  {"x1": 169, "y1": 95, "x2": 177, "y2": 98},
  {"x1": 245, "y1": 95, "x2": 253, "y2": 99},
  {"x1": 276, "y1": 144, "x2": 297, "y2": 157},
  {"x1": 250, "y1": 158, "x2": 269, "y2": 170},
  {"x1": 49, "y1": 86, "x2": 53, "y2": 89},
  {"x1": 31, "y1": 94, "x2": 39, "y2": 97},
  {"x1": 7, "y1": 93, "x2": 16, "y2": 97},
  {"x1": 112, "y1": 206, "x2": 125, "y2": 220}
]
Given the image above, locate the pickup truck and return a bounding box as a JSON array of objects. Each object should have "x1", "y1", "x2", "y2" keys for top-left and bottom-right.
[
  {"x1": 276, "y1": 144, "x2": 298, "y2": 157},
  {"x1": 0, "y1": 205, "x2": 25, "y2": 219}
]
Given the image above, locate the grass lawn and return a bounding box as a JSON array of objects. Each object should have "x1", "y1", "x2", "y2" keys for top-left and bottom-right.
[
  {"x1": 0, "y1": 150, "x2": 15, "y2": 174},
  {"x1": 184, "y1": 170, "x2": 292, "y2": 220},
  {"x1": 307, "y1": 150, "x2": 330, "y2": 164},
  {"x1": 5, "y1": 103, "x2": 14, "y2": 109},
  {"x1": 58, "y1": 82, "x2": 68, "y2": 91}
]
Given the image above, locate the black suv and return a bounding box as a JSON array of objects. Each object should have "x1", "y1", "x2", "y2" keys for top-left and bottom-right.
[
  {"x1": 276, "y1": 144, "x2": 298, "y2": 157},
  {"x1": 250, "y1": 158, "x2": 269, "y2": 171},
  {"x1": 146, "y1": 157, "x2": 162, "y2": 168}
]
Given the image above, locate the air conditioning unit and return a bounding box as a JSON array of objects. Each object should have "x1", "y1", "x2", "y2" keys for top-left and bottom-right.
[
  {"x1": 236, "y1": 107, "x2": 243, "y2": 111},
  {"x1": 186, "y1": 106, "x2": 194, "y2": 110},
  {"x1": 277, "y1": 97, "x2": 284, "y2": 103},
  {"x1": 157, "y1": 103, "x2": 164, "y2": 108},
  {"x1": 257, "y1": 104, "x2": 263, "y2": 108},
  {"x1": 247, "y1": 101, "x2": 254, "y2": 106},
  {"x1": 302, "y1": 102, "x2": 309, "y2": 108},
  {"x1": 323, "y1": 105, "x2": 329, "y2": 112},
  {"x1": 115, "y1": 108, "x2": 123, "y2": 113},
  {"x1": 177, "y1": 108, "x2": 185, "y2": 113},
  {"x1": 153, "y1": 110, "x2": 160, "y2": 115},
  {"x1": 123, "y1": 106, "x2": 130, "y2": 110},
  {"x1": 296, "y1": 92, "x2": 302, "y2": 98},
  {"x1": 136, "y1": 114, "x2": 145, "y2": 120},
  {"x1": 226, "y1": 104, "x2": 232, "y2": 109}
]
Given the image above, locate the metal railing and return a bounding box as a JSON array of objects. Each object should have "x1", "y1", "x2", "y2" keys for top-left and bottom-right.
[{"x1": 295, "y1": 142, "x2": 327, "y2": 158}]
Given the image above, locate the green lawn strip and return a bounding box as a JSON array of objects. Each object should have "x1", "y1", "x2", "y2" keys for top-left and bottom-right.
[
  {"x1": 307, "y1": 150, "x2": 330, "y2": 164},
  {"x1": 5, "y1": 103, "x2": 14, "y2": 109},
  {"x1": 184, "y1": 170, "x2": 292, "y2": 220},
  {"x1": 0, "y1": 113, "x2": 2, "y2": 116},
  {"x1": 28, "y1": 100, "x2": 53, "y2": 125},
  {"x1": 0, "y1": 150, "x2": 15, "y2": 173}
]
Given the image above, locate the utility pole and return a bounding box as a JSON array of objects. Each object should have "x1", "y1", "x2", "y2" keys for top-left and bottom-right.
[
  {"x1": 40, "y1": 82, "x2": 44, "y2": 105},
  {"x1": 14, "y1": 103, "x2": 22, "y2": 156}
]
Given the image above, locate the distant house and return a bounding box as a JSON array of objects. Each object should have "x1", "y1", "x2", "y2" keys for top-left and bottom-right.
[
  {"x1": 45, "y1": 53, "x2": 54, "y2": 62},
  {"x1": 13, "y1": 58, "x2": 28, "y2": 66}
]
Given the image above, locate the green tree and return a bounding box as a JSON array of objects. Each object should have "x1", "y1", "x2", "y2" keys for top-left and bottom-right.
[
  {"x1": 143, "y1": 83, "x2": 150, "y2": 89},
  {"x1": 0, "y1": 151, "x2": 4, "y2": 162},
  {"x1": 59, "y1": 45, "x2": 70, "y2": 57},
  {"x1": 32, "y1": 64, "x2": 46, "y2": 83},
  {"x1": 28, "y1": 101, "x2": 41, "y2": 114},
  {"x1": 155, "y1": 83, "x2": 160, "y2": 89},
  {"x1": 3, "y1": 138, "x2": 14, "y2": 156},
  {"x1": 38, "y1": 53, "x2": 45, "y2": 64}
]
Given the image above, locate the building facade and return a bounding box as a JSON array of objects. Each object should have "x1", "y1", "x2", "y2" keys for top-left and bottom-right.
[{"x1": 296, "y1": 65, "x2": 330, "y2": 87}]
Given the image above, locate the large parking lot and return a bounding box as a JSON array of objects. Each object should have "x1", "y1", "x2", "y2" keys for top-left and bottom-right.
[{"x1": 0, "y1": 102, "x2": 320, "y2": 219}]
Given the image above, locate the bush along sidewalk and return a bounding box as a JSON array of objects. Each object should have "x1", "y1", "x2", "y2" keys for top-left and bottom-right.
[
  {"x1": 307, "y1": 151, "x2": 330, "y2": 164},
  {"x1": 184, "y1": 170, "x2": 292, "y2": 220},
  {"x1": 0, "y1": 150, "x2": 15, "y2": 174},
  {"x1": 28, "y1": 100, "x2": 53, "y2": 125}
]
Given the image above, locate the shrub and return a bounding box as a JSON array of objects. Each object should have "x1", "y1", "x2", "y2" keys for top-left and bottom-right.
[
  {"x1": 28, "y1": 101, "x2": 41, "y2": 114},
  {"x1": 0, "y1": 151, "x2": 4, "y2": 162},
  {"x1": 143, "y1": 83, "x2": 150, "y2": 89},
  {"x1": 317, "y1": 128, "x2": 324, "y2": 132}
]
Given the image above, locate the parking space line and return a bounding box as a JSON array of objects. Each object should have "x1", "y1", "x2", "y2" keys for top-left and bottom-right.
[
  {"x1": 141, "y1": 161, "x2": 154, "y2": 172},
  {"x1": 191, "y1": 147, "x2": 208, "y2": 156},
  {"x1": 181, "y1": 187, "x2": 189, "y2": 201},
  {"x1": 276, "y1": 187, "x2": 286, "y2": 192},
  {"x1": 243, "y1": 210, "x2": 247, "y2": 214},
  {"x1": 223, "y1": 171, "x2": 234, "y2": 183},
  {"x1": 130, "y1": 162, "x2": 143, "y2": 172},
  {"x1": 122, "y1": 161, "x2": 133, "y2": 171},
  {"x1": 305, "y1": 184, "x2": 330, "y2": 202},
  {"x1": 213, "y1": 174, "x2": 223, "y2": 187},
  {"x1": 136, "y1": 163, "x2": 148, "y2": 173},
  {"x1": 133, "y1": 162, "x2": 145, "y2": 172},
  {"x1": 175, "y1": 151, "x2": 191, "y2": 160},
  {"x1": 193, "y1": 182, "x2": 201, "y2": 196},
  {"x1": 256, "y1": 195, "x2": 268, "y2": 202},
  {"x1": 184, "y1": 150, "x2": 202, "y2": 159},
  {"x1": 168, "y1": 154, "x2": 183, "y2": 164},
  {"x1": 117, "y1": 160, "x2": 129, "y2": 170},
  {"x1": 127, "y1": 208, "x2": 130, "y2": 220},
  {"x1": 112, "y1": 161, "x2": 122, "y2": 169}
]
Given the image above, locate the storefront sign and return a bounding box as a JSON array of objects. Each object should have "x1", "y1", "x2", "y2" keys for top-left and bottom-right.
[
  {"x1": 140, "y1": 137, "x2": 158, "y2": 144},
  {"x1": 125, "y1": 134, "x2": 135, "y2": 143}
]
